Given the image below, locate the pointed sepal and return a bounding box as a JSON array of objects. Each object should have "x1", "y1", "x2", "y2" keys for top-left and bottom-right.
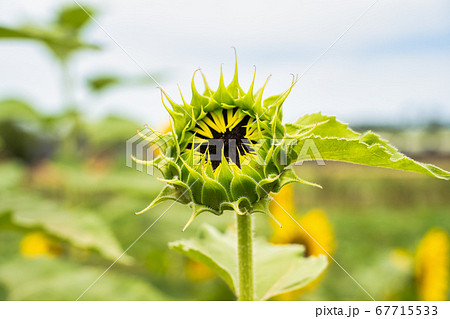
[{"x1": 135, "y1": 185, "x2": 190, "y2": 215}]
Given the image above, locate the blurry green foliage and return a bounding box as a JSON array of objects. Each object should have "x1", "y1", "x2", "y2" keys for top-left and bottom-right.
[
  {"x1": 56, "y1": 5, "x2": 93, "y2": 34},
  {"x1": 0, "y1": 5, "x2": 99, "y2": 61},
  {"x1": 0, "y1": 257, "x2": 168, "y2": 300},
  {"x1": 0, "y1": 192, "x2": 132, "y2": 264},
  {"x1": 88, "y1": 75, "x2": 122, "y2": 92},
  {"x1": 85, "y1": 115, "x2": 139, "y2": 151},
  {"x1": 87, "y1": 72, "x2": 167, "y2": 93},
  {"x1": 0, "y1": 100, "x2": 40, "y2": 122},
  {"x1": 0, "y1": 100, "x2": 59, "y2": 164}
]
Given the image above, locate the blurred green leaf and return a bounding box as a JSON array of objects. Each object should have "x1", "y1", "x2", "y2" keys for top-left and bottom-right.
[
  {"x1": 0, "y1": 99, "x2": 40, "y2": 123},
  {"x1": 0, "y1": 25, "x2": 98, "y2": 49},
  {"x1": 0, "y1": 25, "x2": 34, "y2": 38},
  {"x1": 170, "y1": 224, "x2": 328, "y2": 300},
  {"x1": 55, "y1": 5, "x2": 94, "y2": 33},
  {"x1": 0, "y1": 19, "x2": 99, "y2": 61},
  {"x1": 87, "y1": 75, "x2": 122, "y2": 92},
  {"x1": 87, "y1": 72, "x2": 166, "y2": 93},
  {"x1": 0, "y1": 257, "x2": 168, "y2": 300},
  {"x1": 0, "y1": 192, "x2": 132, "y2": 264}
]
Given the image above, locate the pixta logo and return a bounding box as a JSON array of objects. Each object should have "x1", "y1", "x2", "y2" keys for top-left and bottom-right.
[{"x1": 126, "y1": 128, "x2": 168, "y2": 176}]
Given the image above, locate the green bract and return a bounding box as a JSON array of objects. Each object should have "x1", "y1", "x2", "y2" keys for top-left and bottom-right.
[{"x1": 134, "y1": 59, "x2": 450, "y2": 229}]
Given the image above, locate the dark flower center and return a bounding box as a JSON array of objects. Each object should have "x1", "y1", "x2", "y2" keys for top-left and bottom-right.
[{"x1": 190, "y1": 109, "x2": 255, "y2": 170}]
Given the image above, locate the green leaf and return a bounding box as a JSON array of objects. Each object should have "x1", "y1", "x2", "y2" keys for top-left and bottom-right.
[
  {"x1": 0, "y1": 25, "x2": 97, "y2": 49},
  {"x1": 288, "y1": 112, "x2": 360, "y2": 139},
  {"x1": 171, "y1": 225, "x2": 237, "y2": 293},
  {"x1": 0, "y1": 26, "x2": 39, "y2": 39},
  {"x1": 170, "y1": 224, "x2": 328, "y2": 300},
  {"x1": 0, "y1": 99, "x2": 40, "y2": 122},
  {"x1": 0, "y1": 192, "x2": 131, "y2": 264},
  {"x1": 0, "y1": 257, "x2": 168, "y2": 300},
  {"x1": 0, "y1": 4, "x2": 97, "y2": 61},
  {"x1": 254, "y1": 241, "x2": 327, "y2": 300},
  {"x1": 87, "y1": 75, "x2": 122, "y2": 92},
  {"x1": 0, "y1": 25, "x2": 99, "y2": 60},
  {"x1": 293, "y1": 133, "x2": 450, "y2": 180},
  {"x1": 288, "y1": 115, "x2": 450, "y2": 180},
  {"x1": 86, "y1": 73, "x2": 164, "y2": 93},
  {"x1": 55, "y1": 5, "x2": 94, "y2": 33}
]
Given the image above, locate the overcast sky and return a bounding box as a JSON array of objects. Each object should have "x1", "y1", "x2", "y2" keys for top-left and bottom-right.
[{"x1": 1, "y1": 0, "x2": 450, "y2": 127}]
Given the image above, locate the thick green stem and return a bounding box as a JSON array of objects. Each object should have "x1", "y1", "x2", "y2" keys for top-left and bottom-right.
[{"x1": 236, "y1": 213, "x2": 254, "y2": 301}]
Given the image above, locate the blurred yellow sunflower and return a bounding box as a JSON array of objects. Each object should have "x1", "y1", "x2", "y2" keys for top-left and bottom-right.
[
  {"x1": 269, "y1": 183, "x2": 335, "y2": 300},
  {"x1": 270, "y1": 184, "x2": 335, "y2": 256},
  {"x1": 20, "y1": 232, "x2": 61, "y2": 259},
  {"x1": 415, "y1": 228, "x2": 449, "y2": 301}
]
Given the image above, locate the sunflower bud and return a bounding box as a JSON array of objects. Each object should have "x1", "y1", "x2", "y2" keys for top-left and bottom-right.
[{"x1": 134, "y1": 57, "x2": 320, "y2": 229}]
